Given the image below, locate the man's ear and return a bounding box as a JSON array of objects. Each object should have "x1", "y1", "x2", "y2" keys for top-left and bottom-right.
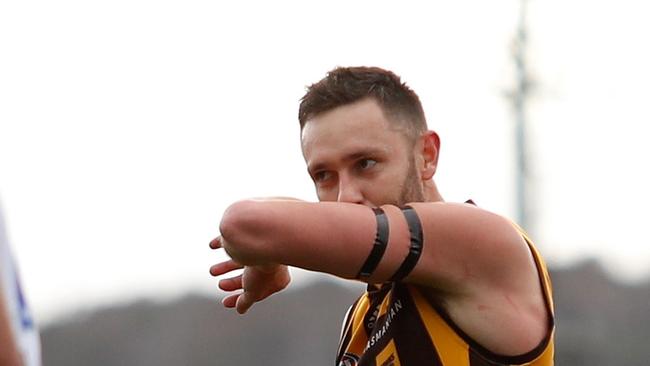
[{"x1": 418, "y1": 131, "x2": 440, "y2": 180}]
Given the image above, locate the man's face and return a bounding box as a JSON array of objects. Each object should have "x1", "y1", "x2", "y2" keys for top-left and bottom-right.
[{"x1": 301, "y1": 98, "x2": 425, "y2": 207}]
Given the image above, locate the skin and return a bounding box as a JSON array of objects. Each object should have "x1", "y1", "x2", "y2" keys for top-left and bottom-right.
[
  {"x1": 0, "y1": 289, "x2": 23, "y2": 366},
  {"x1": 210, "y1": 98, "x2": 550, "y2": 356}
]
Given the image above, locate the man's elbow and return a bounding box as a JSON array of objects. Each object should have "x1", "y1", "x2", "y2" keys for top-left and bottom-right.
[
  {"x1": 219, "y1": 200, "x2": 253, "y2": 238},
  {"x1": 219, "y1": 200, "x2": 268, "y2": 264}
]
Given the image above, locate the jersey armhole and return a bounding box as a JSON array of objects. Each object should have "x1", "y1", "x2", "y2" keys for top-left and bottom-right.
[{"x1": 424, "y1": 229, "x2": 555, "y2": 365}]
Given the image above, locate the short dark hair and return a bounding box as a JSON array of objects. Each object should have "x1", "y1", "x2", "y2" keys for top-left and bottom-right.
[{"x1": 298, "y1": 66, "x2": 427, "y2": 141}]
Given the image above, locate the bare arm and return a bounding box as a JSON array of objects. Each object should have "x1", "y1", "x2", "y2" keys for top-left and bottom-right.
[
  {"x1": 214, "y1": 199, "x2": 532, "y2": 291},
  {"x1": 210, "y1": 199, "x2": 541, "y2": 306},
  {"x1": 209, "y1": 198, "x2": 548, "y2": 353},
  {"x1": 0, "y1": 288, "x2": 23, "y2": 366}
]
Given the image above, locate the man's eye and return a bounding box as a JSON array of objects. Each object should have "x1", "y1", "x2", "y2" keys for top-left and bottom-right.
[
  {"x1": 313, "y1": 171, "x2": 332, "y2": 182},
  {"x1": 358, "y1": 159, "x2": 377, "y2": 170}
]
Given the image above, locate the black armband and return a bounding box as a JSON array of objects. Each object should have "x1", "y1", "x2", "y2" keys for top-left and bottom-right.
[
  {"x1": 356, "y1": 207, "x2": 390, "y2": 280},
  {"x1": 389, "y1": 205, "x2": 424, "y2": 282}
]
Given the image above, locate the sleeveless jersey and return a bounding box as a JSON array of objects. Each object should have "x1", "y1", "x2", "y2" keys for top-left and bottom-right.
[{"x1": 336, "y1": 226, "x2": 554, "y2": 366}]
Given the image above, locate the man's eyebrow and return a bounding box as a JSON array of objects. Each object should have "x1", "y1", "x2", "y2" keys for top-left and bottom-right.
[{"x1": 307, "y1": 148, "x2": 387, "y2": 174}]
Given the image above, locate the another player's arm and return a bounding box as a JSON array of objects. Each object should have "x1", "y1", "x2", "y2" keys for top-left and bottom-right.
[
  {"x1": 213, "y1": 199, "x2": 533, "y2": 293},
  {"x1": 0, "y1": 288, "x2": 23, "y2": 366}
]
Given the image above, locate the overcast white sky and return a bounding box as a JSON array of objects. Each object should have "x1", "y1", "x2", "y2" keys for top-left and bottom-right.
[{"x1": 1, "y1": 0, "x2": 648, "y2": 323}]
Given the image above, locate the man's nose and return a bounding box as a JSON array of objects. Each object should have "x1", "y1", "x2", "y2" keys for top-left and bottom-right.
[{"x1": 337, "y1": 174, "x2": 364, "y2": 204}]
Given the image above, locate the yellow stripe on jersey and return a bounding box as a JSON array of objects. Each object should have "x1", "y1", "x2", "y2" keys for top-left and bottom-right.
[{"x1": 344, "y1": 295, "x2": 371, "y2": 358}]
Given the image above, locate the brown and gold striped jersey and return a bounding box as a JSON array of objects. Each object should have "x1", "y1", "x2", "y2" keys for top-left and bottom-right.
[{"x1": 336, "y1": 228, "x2": 554, "y2": 366}]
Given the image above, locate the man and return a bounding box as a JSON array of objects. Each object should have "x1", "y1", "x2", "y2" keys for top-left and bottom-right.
[
  {"x1": 0, "y1": 204, "x2": 42, "y2": 366},
  {"x1": 210, "y1": 66, "x2": 554, "y2": 365}
]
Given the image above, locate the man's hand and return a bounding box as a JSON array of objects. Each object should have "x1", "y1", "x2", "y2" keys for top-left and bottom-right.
[{"x1": 210, "y1": 236, "x2": 291, "y2": 314}]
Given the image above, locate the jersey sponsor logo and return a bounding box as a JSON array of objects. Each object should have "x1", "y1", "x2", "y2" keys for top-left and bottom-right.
[
  {"x1": 365, "y1": 299, "x2": 403, "y2": 351},
  {"x1": 339, "y1": 352, "x2": 360, "y2": 366},
  {"x1": 365, "y1": 307, "x2": 379, "y2": 329}
]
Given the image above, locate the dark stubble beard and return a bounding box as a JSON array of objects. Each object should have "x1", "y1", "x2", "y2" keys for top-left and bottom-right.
[{"x1": 397, "y1": 158, "x2": 425, "y2": 206}]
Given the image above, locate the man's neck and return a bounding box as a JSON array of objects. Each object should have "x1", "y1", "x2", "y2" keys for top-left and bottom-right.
[{"x1": 424, "y1": 180, "x2": 444, "y2": 203}]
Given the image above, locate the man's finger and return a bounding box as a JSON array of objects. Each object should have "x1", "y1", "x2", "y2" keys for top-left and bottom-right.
[
  {"x1": 222, "y1": 294, "x2": 240, "y2": 308},
  {"x1": 209, "y1": 236, "x2": 222, "y2": 249},
  {"x1": 210, "y1": 260, "x2": 244, "y2": 277},
  {"x1": 236, "y1": 292, "x2": 253, "y2": 314},
  {"x1": 219, "y1": 275, "x2": 243, "y2": 291}
]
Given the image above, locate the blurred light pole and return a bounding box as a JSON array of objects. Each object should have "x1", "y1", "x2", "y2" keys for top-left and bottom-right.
[{"x1": 511, "y1": 0, "x2": 534, "y2": 236}]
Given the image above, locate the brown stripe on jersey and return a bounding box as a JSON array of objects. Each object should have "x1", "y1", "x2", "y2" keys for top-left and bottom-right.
[
  {"x1": 391, "y1": 283, "x2": 444, "y2": 365},
  {"x1": 469, "y1": 350, "x2": 501, "y2": 366}
]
